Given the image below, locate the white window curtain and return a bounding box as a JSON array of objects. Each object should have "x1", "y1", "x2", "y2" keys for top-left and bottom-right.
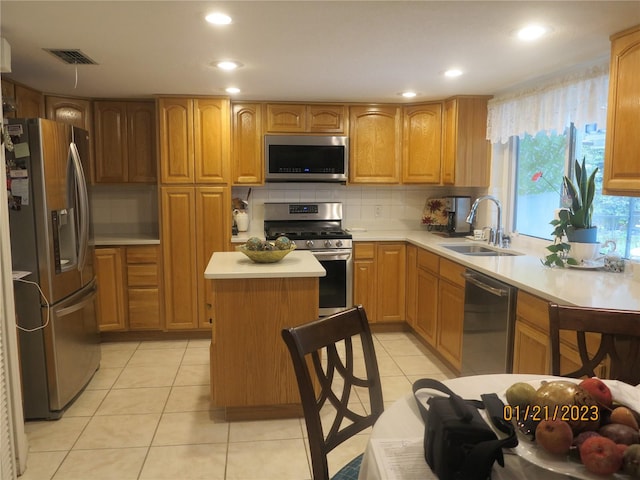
[{"x1": 486, "y1": 62, "x2": 609, "y2": 144}]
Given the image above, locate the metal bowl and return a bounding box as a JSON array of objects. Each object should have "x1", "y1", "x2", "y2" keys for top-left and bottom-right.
[{"x1": 237, "y1": 244, "x2": 296, "y2": 263}]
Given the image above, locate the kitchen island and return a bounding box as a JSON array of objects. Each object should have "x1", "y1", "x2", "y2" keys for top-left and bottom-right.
[{"x1": 204, "y1": 250, "x2": 325, "y2": 421}]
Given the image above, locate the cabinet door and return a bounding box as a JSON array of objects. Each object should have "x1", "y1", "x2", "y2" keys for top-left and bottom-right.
[
  {"x1": 308, "y1": 105, "x2": 346, "y2": 133},
  {"x1": 437, "y1": 280, "x2": 464, "y2": 371},
  {"x1": 603, "y1": 25, "x2": 640, "y2": 196},
  {"x1": 194, "y1": 98, "x2": 230, "y2": 184},
  {"x1": 415, "y1": 268, "x2": 439, "y2": 347},
  {"x1": 266, "y1": 104, "x2": 306, "y2": 132},
  {"x1": 402, "y1": 103, "x2": 442, "y2": 184},
  {"x1": 353, "y1": 260, "x2": 377, "y2": 322},
  {"x1": 376, "y1": 243, "x2": 406, "y2": 322},
  {"x1": 94, "y1": 101, "x2": 128, "y2": 183},
  {"x1": 15, "y1": 84, "x2": 44, "y2": 118},
  {"x1": 349, "y1": 105, "x2": 401, "y2": 184},
  {"x1": 127, "y1": 101, "x2": 157, "y2": 183},
  {"x1": 442, "y1": 96, "x2": 490, "y2": 187},
  {"x1": 161, "y1": 187, "x2": 198, "y2": 329},
  {"x1": 126, "y1": 245, "x2": 162, "y2": 331},
  {"x1": 195, "y1": 186, "x2": 230, "y2": 329},
  {"x1": 158, "y1": 98, "x2": 194, "y2": 184},
  {"x1": 94, "y1": 248, "x2": 127, "y2": 331},
  {"x1": 512, "y1": 320, "x2": 550, "y2": 374},
  {"x1": 1, "y1": 79, "x2": 15, "y2": 118},
  {"x1": 405, "y1": 245, "x2": 417, "y2": 327},
  {"x1": 232, "y1": 103, "x2": 264, "y2": 185}
]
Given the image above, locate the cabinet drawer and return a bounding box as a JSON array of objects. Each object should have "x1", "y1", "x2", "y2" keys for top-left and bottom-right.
[
  {"x1": 439, "y1": 258, "x2": 465, "y2": 287},
  {"x1": 417, "y1": 248, "x2": 439, "y2": 274},
  {"x1": 354, "y1": 242, "x2": 375, "y2": 260},
  {"x1": 127, "y1": 264, "x2": 159, "y2": 286},
  {"x1": 126, "y1": 246, "x2": 159, "y2": 264},
  {"x1": 516, "y1": 290, "x2": 549, "y2": 333},
  {"x1": 128, "y1": 288, "x2": 161, "y2": 330}
]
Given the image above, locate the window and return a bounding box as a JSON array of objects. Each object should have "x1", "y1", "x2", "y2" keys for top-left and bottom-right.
[{"x1": 514, "y1": 124, "x2": 640, "y2": 259}]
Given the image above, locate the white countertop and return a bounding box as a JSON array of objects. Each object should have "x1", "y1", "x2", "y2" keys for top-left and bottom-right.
[
  {"x1": 94, "y1": 234, "x2": 160, "y2": 246},
  {"x1": 204, "y1": 250, "x2": 326, "y2": 279}
]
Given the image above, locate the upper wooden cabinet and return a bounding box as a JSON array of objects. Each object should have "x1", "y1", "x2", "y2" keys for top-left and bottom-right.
[
  {"x1": 232, "y1": 103, "x2": 264, "y2": 185},
  {"x1": 266, "y1": 103, "x2": 346, "y2": 133},
  {"x1": 442, "y1": 96, "x2": 491, "y2": 187},
  {"x1": 604, "y1": 24, "x2": 640, "y2": 196},
  {"x1": 2, "y1": 79, "x2": 16, "y2": 118},
  {"x1": 402, "y1": 102, "x2": 443, "y2": 184},
  {"x1": 349, "y1": 105, "x2": 401, "y2": 184},
  {"x1": 158, "y1": 97, "x2": 230, "y2": 184},
  {"x1": 93, "y1": 100, "x2": 156, "y2": 183},
  {"x1": 15, "y1": 84, "x2": 44, "y2": 118},
  {"x1": 46, "y1": 96, "x2": 93, "y2": 130}
]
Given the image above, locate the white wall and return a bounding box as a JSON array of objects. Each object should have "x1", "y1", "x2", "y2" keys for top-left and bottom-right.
[{"x1": 91, "y1": 185, "x2": 158, "y2": 237}]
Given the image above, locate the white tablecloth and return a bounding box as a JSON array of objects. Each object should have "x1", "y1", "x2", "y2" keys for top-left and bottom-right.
[{"x1": 358, "y1": 374, "x2": 614, "y2": 480}]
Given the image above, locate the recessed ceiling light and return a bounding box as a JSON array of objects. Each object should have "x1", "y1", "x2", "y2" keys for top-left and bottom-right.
[
  {"x1": 214, "y1": 61, "x2": 242, "y2": 70},
  {"x1": 205, "y1": 12, "x2": 232, "y2": 25},
  {"x1": 444, "y1": 69, "x2": 463, "y2": 78},
  {"x1": 517, "y1": 24, "x2": 548, "y2": 41},
  {"x1": 401, "y1": 91, "x2": 417, "y2": 98},
  {"x1": 226, "y1": 87, "x2": 241, "y2": 94}
]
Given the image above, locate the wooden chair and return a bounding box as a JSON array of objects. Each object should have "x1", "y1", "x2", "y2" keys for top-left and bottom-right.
[
  {"x1": 281, "y1": 305, "x2": 384, "y2": 480},
  {"x1": 548, "y1": 302, "x2": 640, "y2": 385}
]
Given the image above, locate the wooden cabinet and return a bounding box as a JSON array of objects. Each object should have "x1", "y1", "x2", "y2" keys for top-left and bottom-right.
[
  {"x1": 442, "y1": 96, "x2": 491, "y2": 187},
  {"x1": 414, "y1": 249, "x2": 440, "y2": 347},
  {"x1": 14, "y1": 84, "x2": 44, "y2": 118},
  {"x1": 2, "y1": 79, "x2": 15, "y2": 118},
  {"x1": 95, "y1": 248, "x2": 127, "y2": 331},
  {"x1": 349, "y1": 105, "x2": 401, "y2": 184},
  {"x1": 405, "y1": 245, "x2": 418, "y2": 328},
  {"x1": 158, "y1": 97, "x2": 230, "y2": 184},
  {"x1": 512, "y1": 290, "x2": 607, "y2": 376},
  {"x1": 161, "y1": 185, "x2": 230, "y2": 330},
  {"x1": 266, "y1": 103, "x2": 346, "y2": 133},
  {"x1": 95, "y1": 245, "x2": 163, "y2": 332},
  {"x1": 603, "y1": 24, "x2": 640, "y2": 196},
  {"x1": 436, "y1": 259, "x2": 465, "y2": 370},
  {"x1": 231, "y1": 103, "x2": 264, "y2": 185},
  {"x1": 94, "y1": 100, "x2": 156, "y2": 183},
  {"x1": 402, "y1": 103, "x2": 443, "y2": 184},
  {"x1": 46, "y1": 96, "x2": 93, "y2": 130},
  {"x1": 126, "y1": 246, "x2": 162, "y2": 330},
  {"x1": 353, "y1": 242, "x2": 405, "y2": 323}
]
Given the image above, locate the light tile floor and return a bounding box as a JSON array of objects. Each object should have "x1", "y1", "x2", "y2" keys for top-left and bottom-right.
[{"x1": 20, "y1": 331, "x2": 455, "y2": 480}]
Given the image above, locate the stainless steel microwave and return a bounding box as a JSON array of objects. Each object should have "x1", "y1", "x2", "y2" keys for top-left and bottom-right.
[{"x1": 264, "y1": 135, "x2": 348, "y2": 182}]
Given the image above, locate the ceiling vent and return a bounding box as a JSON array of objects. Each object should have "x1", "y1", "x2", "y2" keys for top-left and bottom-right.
[{"x1": 45, "y1": 49, "x2": 98, "y2": 65}]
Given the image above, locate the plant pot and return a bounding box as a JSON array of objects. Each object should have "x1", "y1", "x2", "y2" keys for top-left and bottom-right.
[{"x1": 566, "y1": 226, "x2": 597, "y2": 243}]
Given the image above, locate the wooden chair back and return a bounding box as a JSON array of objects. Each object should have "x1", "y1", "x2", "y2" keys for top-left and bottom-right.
[
  {"x1": 548, "y1": 302, "x2": 640, "y2": 385},
  {"x1": 281, "y1": 305, "x2": 384, "y2": 480}
]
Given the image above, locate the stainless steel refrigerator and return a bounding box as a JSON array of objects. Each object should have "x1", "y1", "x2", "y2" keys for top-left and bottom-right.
[{"x1": 6, "y1": 118, "x2": 100, "y2": 420}]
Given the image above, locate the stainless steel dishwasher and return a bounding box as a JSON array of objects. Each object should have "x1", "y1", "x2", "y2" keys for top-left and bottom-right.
[{"x1": 461, "y1": 269, "x2": 517, "y2": 376}]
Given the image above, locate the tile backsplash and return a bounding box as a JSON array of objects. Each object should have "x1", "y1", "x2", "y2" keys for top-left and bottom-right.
[
  {"x1": 91, "y1": 184, "x2": 158, "y2": 236},
  {"x1": 232, "y1": 183, "x2": 484, "y2": 232}
]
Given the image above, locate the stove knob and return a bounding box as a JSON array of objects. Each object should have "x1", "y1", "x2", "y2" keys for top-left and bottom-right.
[
  {"x1": 324, "y1": 240, "x2": 332, "y2": 248},
  {"x1": 306, "y1": 240, "x2": 314, "y2": 248},
  {"x1": 336, "y1": 240, "x2": 343, "y2": 248}
]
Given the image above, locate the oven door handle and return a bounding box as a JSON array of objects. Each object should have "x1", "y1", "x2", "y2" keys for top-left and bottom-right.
[
  {"x1": 463, "y1": 272, "x2": 509, "y2": 297},
  {"x1": 311, "y1": 250, "x2": 352, "y2": 261}
]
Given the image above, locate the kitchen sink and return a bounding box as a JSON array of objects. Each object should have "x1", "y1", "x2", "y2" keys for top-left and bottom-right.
[{"x1": 441, "y1": 244, "x2": 521, "y2": 256}]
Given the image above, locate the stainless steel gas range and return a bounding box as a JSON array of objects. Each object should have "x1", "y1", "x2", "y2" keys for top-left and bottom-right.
[{"x1": 264, "y1": 202, "x2": 352, "y2": 316}]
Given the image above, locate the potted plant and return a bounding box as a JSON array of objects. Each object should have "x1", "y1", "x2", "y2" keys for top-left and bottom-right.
[{"x1": 542, "y1": 158, "x2": 598, "y2": 267}]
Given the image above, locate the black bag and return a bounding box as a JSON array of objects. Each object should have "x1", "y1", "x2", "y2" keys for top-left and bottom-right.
[{"x1": 413, "y1": 379, "x2": 518, "y2": 480}]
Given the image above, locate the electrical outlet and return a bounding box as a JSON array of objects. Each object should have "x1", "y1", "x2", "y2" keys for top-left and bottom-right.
[{"x1": 374, "y1": 205, "x2": 383, "y2": 218}]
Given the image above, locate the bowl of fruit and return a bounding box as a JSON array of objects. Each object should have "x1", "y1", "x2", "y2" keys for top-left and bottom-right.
[
  {"x1": 501, "y1": 377, "x2": 640, "y2": 479},
  {"x1": 237, "y1": 236, "x2": 296, "y2": 263}
]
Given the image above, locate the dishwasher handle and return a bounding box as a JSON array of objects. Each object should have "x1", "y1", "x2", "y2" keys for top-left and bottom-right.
[{"x1": 463, "y1": 272, "x2": 510, "y2": 297}]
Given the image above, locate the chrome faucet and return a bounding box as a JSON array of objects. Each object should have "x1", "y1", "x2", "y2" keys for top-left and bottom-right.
[{"x1": 466, "y1": 195, "x2": 504, "y2": 247}]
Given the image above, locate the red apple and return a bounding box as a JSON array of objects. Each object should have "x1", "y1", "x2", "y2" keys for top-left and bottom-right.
[
  {"x1": 535, "y1": 419, "x2": 573, "y2": 454},
  {"x1": 579, "y1": 378, "x2": 613, "y2": 408},
  {"x1": 579, "y1": 436, "x2": 624, "y2": 475}
]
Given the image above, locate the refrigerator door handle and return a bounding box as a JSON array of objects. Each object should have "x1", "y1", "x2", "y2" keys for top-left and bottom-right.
[
  {"x1": 56, "y1": 287, "x2": 96, "y2": 317},
  {"x1": 69, "y1": 142, "x2": 89, "y2": 272}
]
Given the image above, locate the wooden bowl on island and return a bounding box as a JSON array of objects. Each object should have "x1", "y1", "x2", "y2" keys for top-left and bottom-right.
[{"x1": 237, "y1": 244, "x2": 296, "y2": 263}]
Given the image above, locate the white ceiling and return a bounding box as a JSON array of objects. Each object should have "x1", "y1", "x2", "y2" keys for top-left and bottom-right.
[{"x1": 1, "y1": 1, "x2": 640, "y2": 103}]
